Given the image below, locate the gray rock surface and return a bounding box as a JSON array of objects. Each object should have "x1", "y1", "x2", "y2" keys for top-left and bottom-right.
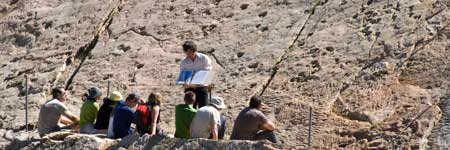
[
  {"x1": 109, "y1": 134, "x2": 277, "y2": 150},
  {"x1": 0, "y1": 0, "x2": 449, "y2": 149},
  {"x1": 11, "y1": 131, "x2": 276, "y2": 150}
]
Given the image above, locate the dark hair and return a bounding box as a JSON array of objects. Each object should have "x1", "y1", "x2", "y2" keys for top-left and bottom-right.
[
  {"x1": 183, "y1": 41, "x2": 197, "y2": 52},
  {"x1": 184, "y1": 91, "x2": 196, "y2": 104},
  {"x1": 126, "y1": 93, "x2": 140, "y2": 102},
  {"x1": 249, "y1": 96, "x2": 262, "y2": 109},
  {"x1": 103, "y1": 97, "x2": 118, "y2": 105},
  {"x1": 51, "y1": 87, "x2": 64, "y2": 98}
]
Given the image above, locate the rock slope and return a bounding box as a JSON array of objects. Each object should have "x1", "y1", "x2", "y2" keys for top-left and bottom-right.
[{"x1": 1, "y1": 0, "x2": 449, "y2": 149}]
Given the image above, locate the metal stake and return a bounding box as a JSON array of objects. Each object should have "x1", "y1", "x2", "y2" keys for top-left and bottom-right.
[
  {"x1": 107, "y1": 80, "x2": 111, "y2": 97},
  {"x1": 308, "y1": 105, "x2": 312, "y2": 149},
  {"x1": 25, "y1": 74, "x2": 29, "y2": 132}
]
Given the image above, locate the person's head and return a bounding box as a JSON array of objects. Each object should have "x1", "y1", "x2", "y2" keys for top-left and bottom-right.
[
  {"x1": 210, "y1": 97, "x2": 226, "y2": 110},
  {"x1": 109, "y1": 91, "x2": 123, "y2": 102},
  {"x1": 184, "y1": 91, "x2": 196, "y2": 105},
  {"x1": 87, "y1": 87, "x2": 102, "y2": 101},
  {"x1": 125, "y1": 93, "x2": 140, "y2": 108},
  {"x1": 51, "y1": 87, "x2": 67, "y2": 102},
  {"x1": 249, "y1": 96, "x2": 263, "y2": 109},
  {"x1": 106, "y1": 91, "x2": 123, "y2": 104},
  {"x1": 148, "y1": 93, "x2": 164, "y2": 106},
  {"x1": 183, "y1": 41, "x2": 197, "y2": 59}
]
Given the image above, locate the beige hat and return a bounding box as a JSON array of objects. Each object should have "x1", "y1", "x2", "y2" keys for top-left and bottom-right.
[
  {"x1": 210, "y1": 97, "x2": 226, "y2": 109},
  {"x1": 109, "y1": 91, "x2": 123, "y2": 101}
]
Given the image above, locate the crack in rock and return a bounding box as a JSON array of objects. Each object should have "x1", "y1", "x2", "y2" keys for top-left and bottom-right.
[
  {"x1": 258, "y1": 0, "x2": 322, "y2": 96},
  {"x1": 64, "y1": 0, "x2": 124, "y2": 90},
  {"x1": 205, "y1": 48, "x2": 225, "y2": 69},
  {"x1": 122, "y1": 27, "x2": 168, "y2": 49}
]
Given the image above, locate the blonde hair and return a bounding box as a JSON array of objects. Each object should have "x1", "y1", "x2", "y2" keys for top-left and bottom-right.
[{"x1": 148, "y1": 93, "x2": 164, "y2": 106}]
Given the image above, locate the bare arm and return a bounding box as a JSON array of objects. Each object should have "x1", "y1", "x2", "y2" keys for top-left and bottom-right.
[
  {"x1": 59, "y1": 115, "x2": 73, "y2": 125},
  {"x1": 211, "y1": 123, "x2": 218, "y2": 140},
  {"x1": 261, "y1": 121, "x2": 276, "y2": 131},
  {"x1": 149, "y1": 106, "x2": 160, "y2": 136},
  {"x1": 62, "y1": 112, "x2": 80, "y2": 125}
]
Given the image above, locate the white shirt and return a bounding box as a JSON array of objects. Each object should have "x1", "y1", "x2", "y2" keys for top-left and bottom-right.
[
  {"x1": 180, "y1": 53, "x2": 212, "y2": 72},
  {"x1": 190, "y1": 105, "x2": 220, "y2": 138},
  {"x1": 38, "y1": 99, "x2": 70, "y2": 136}
]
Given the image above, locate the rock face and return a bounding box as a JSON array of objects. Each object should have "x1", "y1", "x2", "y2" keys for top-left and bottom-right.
[
  {"x1": 110, "y1": 134, "x2": 276, "y2": 150},
  {"x1": 1, "y1": 0, "x2": 450, "y2": 149},
  {"x1": 12, "y1": 132, "x2": 276, "y2": 150}
]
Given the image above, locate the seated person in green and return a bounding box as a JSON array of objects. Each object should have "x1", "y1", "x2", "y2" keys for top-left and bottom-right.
[
  {"x1": 230, "y1": 96, "x2": 278, "y2": 143},
  {"x1": 79, "y1": 87, "x2": 102, "y2": 134},
  {"x1": 94, "y1": 91, "x2": 122, "y2": 130},
  {"x1": 175, "y1": 91, "x2": 197, "y2": 138},
  {"x1": 38, "y1": 87, "x2": 79, "y2": 137}
]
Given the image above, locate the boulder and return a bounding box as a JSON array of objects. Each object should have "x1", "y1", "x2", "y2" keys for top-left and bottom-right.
[{"x1": 21, "y1": 132, "x2": 118, "y2": 150}]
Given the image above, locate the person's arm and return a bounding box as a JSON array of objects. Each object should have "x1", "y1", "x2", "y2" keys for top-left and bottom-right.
[
  {"x1": 256, "y1": 111, "x2": 275, "y2": 131},
  {"x1": 149, "y1": 106, "x2": 160, "y2": 136},
  {"x1": 210, "y1": 111, "x2": 220, "y2": 140},
  {"x1": 60, "y1": 115, "x2": 73, "y2": 125},
  {"x1": 211, "y1": 123, "x2": 218, "y2": 140},
  {"x1": 62, "y1": 112, "x2": 80, "y2": 125},
  {"x1": 180, "y1": 59, "x2": 187, "y2": 71},
  {"x1": 59, "y1": 103, "x2": 79, "y2": 125},
  {"x1": 204, "y1": 54, "x2": 212, "y2": 71},
  {"x1": 261, "y1": 121, "x2": 276, "y2": 131}
]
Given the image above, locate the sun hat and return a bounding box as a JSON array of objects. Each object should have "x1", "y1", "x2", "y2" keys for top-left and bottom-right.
[
  {"x1": 109, "y1": 91, "x2": 123, "y2": 101},
  {"x1": 87, "y1": 87, "x2": 102, "y2": 100},
  {"x1": 210, "y1": 97, "x2": 226, "y2": 109}
]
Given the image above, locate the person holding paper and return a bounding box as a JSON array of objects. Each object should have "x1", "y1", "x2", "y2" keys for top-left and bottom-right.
[{"x1": 180, "y1": 41, "x2": 212, "y2": 109}]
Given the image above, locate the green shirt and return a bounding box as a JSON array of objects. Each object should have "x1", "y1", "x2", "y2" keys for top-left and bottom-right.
[
  {"x1": 79, "y1": 100, "x2": 100, "y2": 128},
  {"x1": 175, "y1": 104, "x2": 197, "y2": 138}
]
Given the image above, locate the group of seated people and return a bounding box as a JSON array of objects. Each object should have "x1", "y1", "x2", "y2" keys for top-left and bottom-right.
[{"x1": 37, "y1": 87, "x2": 278, "y2": 143}]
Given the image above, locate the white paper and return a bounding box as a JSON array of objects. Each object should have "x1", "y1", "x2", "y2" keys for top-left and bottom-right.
[{"x1": 190, "y1": 70, "x2": 214, "y2": 86}]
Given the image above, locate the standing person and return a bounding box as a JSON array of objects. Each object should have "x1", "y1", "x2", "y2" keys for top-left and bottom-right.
[
  {"x1": 230, "y1": 96, "x2": 278, "y2": 143},
  {"x1": 94, "y1": 91, "x2": 123, "y2": 130},
  {"x1": 113, "y1": 93, "x2": 139, "y2": 139},
  {"x1": 135, "y1": 93, "x2": 164, "y2": 136},
  {"x1": 79, "y1": 87, "x2": 102, "y2": 134},
  {"x1": 38, "y1": 87, "x2": 79, "y2": 137},
  {"x1": 175, "y1": 91, "x2": 198, "y2": 138},
  {"x1": 180, "y1": 41, "x2": 212, "y2": 109},
  {"x1": 190, "y1": 97, "x2": 226, "y2": 140}
]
